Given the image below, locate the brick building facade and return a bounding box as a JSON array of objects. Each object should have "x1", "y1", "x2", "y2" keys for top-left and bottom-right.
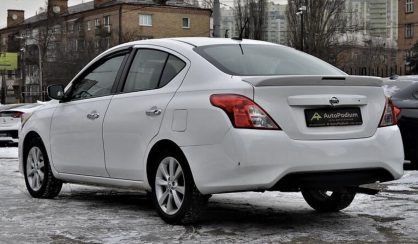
[
  {"x1": 397, "y1": 0, "x2": 418, "y2": 74},
  {"x1": 0, "y1": 0, "x2": 210, "y2": 103}
]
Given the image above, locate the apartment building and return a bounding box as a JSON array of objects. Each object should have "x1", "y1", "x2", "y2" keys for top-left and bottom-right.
[
  {"x1": 0, "y1": 0, "x2": 211, "y2": 103},
  {"x1": 264, "y1": 2, "x2": 287, "y2": 44},
  {"x1": 398, "y1": 0, "x2": 418, "y2": 74},
  {"x1": 220, "y1": 2, "x2": 287, "y2": 45}
]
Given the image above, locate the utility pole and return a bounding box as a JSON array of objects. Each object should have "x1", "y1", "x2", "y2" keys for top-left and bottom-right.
[
  {"x1": 16, "y1": 36, "x2": 43, "y2": 101},
  {"x1": 37, "y1": 44, "x2": 43, "y2": 101},
  {"x1": 296, "y1": 6, "x2": 306, "y2": 52},
  {"x1": 213, "y1": 0, "x2": 221, "y2": 37},
  {"x1": 1, "y1": 71, "x2": 5, "y2": 104}
]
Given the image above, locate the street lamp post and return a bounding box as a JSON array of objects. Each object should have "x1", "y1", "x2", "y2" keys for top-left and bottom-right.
[
  {"x1": 15, "y1": 36, "x2": 43, "y2": 101},
  {"x1": 296, "y1": 6, "x2": 306, "y2": 52}
]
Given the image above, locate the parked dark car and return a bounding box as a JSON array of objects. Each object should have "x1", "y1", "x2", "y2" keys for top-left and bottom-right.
[{"x1": 383, "y1": 77, "x2": 418, "y2": 166}]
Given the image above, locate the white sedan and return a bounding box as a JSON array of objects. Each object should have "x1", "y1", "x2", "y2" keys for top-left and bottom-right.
[
  {"x1": 19, "y1": 38, "x2": 404, "y2": 224},
  {"x1": 0, "y1": 103, "x2": 43, "y2": 145}
]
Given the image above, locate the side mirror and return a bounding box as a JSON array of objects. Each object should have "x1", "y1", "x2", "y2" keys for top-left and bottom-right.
[{"x1": 47, "y1": 84, "x2": 65, "y2": 100}]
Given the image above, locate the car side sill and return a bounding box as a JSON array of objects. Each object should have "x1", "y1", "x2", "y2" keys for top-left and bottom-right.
[{"x1": 58, "y1": 173, "x2": 148, "y2": 191}]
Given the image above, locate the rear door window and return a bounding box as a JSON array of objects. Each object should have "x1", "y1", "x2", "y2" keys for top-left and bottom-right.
[
  {"x1": 123, "y1": 49, "x2": 186, "y2": 93},
  {"x1": 159, "y1": 55, "x2": 186, "y2": 88}
]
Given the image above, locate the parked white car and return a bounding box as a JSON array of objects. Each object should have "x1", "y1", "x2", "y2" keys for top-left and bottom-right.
[
  {"x1": 0, "y1": 103, "x2": 43, "y2": 145},
  {"x1": 19, "y1": 38, "x2": 404, "y2": 224}
]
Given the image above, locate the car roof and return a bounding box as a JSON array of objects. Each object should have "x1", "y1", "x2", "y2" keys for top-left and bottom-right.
[
  {"x1": 168, "y1": 37, "x2": 277, "y2": 47},
  {"x1": 115, "y1": 37, "x2": 278, "y2": 49}
]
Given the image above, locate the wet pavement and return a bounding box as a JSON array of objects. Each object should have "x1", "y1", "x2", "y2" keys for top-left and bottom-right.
[{"x1": 1, "y1": 147, "x2": 418, "y2": 243}]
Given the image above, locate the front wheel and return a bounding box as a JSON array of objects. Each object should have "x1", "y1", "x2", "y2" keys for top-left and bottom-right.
[
  {"x1": 23, "y1": 137, "x2": 62, "y2": 198},
  {"x1": 301, "y1": 189, "x2": 356, "y2": 212},
  {"x1": 151, "y1": 151, "x2": 206, "y2": 224}
]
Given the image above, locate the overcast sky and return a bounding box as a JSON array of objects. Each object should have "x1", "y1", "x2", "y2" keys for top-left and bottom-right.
[{"x1": 0, "y1": 0, "x2": 287, "y2": 28}]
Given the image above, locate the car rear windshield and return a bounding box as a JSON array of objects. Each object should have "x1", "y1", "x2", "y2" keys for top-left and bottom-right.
[
  {"x1": 194, "y1": 44, "x2": 345, "y2": 76},
  {"x1": 383, "y1": 80, "x2": 415, "y2": 97}
]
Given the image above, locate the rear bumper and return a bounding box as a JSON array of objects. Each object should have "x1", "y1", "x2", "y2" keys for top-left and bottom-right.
[
  {"x1": 273, "y1": 168, "x2": 394, "y2": 191},
  {"x1": 0, "y1": 129, "x2": 19, "y2": 143},
  {"x1": 181, "y1": 126, "x2": 404, "y2": 194}
]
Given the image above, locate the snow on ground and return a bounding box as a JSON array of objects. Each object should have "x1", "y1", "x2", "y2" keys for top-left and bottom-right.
[{"x1": 1, "y1": 147, "x2": 418, "y2": 243}]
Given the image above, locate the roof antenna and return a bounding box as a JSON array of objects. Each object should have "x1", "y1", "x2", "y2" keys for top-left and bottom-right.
[{"x1": 232, "y1": 18, "x2": 249, "y2": 41}]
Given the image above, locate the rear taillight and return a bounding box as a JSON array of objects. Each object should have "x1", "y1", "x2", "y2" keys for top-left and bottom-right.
[
  {"x1": 379, "y1": 97, "x2": 399, "y2": 127},
  {"x1": 12, "y1": 111, "x2": 23, "y2": 118},
  {"x1": 210, "y1": 94, "x2": 280, "y2": 130}
]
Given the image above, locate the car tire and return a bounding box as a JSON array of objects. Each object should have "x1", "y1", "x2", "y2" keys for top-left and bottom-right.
[
  {"x1": 150, "y1": 150, "x2": 206, "y2": 224},
  {"x1": 23, "y1": 137, "x2": 62, "y2": 198},
  {"x1": 301, "y1": 189, "x2": 356, "y2": 212}
]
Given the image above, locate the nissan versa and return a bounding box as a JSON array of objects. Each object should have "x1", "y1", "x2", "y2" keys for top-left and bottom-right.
[{"x1": 19, "y1": 38, "x2": 404, "y2": 224}]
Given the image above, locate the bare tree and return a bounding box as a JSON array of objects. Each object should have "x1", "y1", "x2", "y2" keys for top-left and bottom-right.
[
  {"x1": 286, "y1": 0, "x2": 348, "y2": 64},
  {"x1": 200, "y1": 0, "x2": 213, "y2": 9},
  {"x1": 234, "y1": 0, "x2": 266, "y2": 40},
  {"x1": 122, "y1": 29, "x2": 143, "y2": 43}
]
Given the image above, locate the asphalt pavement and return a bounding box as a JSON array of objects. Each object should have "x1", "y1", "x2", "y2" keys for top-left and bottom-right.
[{"x1": 1, "y1": 147, "x2": 418, "y2": 243}]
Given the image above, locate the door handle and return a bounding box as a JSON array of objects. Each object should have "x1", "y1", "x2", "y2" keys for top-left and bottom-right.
[
  {"x1": 146, "y1": 107, "x2": 162, "y2": 116},
  {"x1": 87, "y1": 112, "x2": 100, "y2": 120}
]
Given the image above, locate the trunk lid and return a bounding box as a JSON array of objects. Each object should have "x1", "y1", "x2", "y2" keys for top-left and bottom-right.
[
  {"x1": 243, "y1": 75, "x2": 385, "y2": 140},
  {"x1": 0, "y1": 111, "x2": 21, "y2": 128}
]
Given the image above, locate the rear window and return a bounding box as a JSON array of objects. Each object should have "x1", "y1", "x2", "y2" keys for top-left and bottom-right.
[
  {"x1": 383, "y1": 80, "x2": 416, "y2": 97},
  {"x1": 194, "y1": 44, "x2": 345, "y2": 76}
]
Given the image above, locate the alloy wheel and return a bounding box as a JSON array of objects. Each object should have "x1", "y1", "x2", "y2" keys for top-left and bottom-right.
[
  {"x1": 155, "y1": 157, "x2": 185, "y2": 215},
  {"x1": 26, "y1": 147, "x2": 45, "y2": 191}
]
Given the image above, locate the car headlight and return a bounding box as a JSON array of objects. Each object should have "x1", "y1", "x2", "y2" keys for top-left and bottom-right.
[{"x1": 21, "y1": 112, "x2": 33, "y2": 128}]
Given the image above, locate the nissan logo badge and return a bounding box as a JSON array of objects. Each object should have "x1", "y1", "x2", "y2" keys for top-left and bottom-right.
[{"x1": 329, "y1": 97, "x2": 339, "y2": 106}]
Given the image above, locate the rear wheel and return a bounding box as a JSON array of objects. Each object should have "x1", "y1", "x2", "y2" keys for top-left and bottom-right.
[
  {"x1": 151, "y1": 150, "x2": 206, "y2": 224},
  {"x1": 301, "y1": 189, "x2": 356, "y2": 212},
  {"x1": 23, "y1": 137, "x2": 62, "y2": 198}
]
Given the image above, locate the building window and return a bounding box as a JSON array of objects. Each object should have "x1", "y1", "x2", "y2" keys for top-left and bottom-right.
[
  {"x1": 95, "y1": 18, "x2": 100, "y2": 29},
  {"x1": 103, "y1": 16, "x2": 111, "y2": 32},
  {"x1": 139, "y1": 14, "x2": 152, "y2": 26},
  {"x1": 68, "y1": 22, "x2": 74, "y2": 33},
  {"x1": 87, "y1": 21, "x2": 91, "y2": 31},
  {"x1": 75, "y1": 39, "x2": 79, "y2": 51},
  {"x1": 407, "y1": 50, "x2": 414, "y2": 59},
  {"x1": 103, "y1": 16, "x2": 110, "y2": 26},
  {"x1": 53, "y1": 25, "x2": 61, "y2": 34},
  {"x1": 77, "y1": 23, "x2": 83, "y2": 32},
  {"x1": 406, "y1": 24, "x2": 414, "y2": 38},
  {"x1": 406, "y1": 0, "x2": 414, "y2": 13},
  {"x1": 182, "y1": 17, "x2": 190, "y2": 28}
]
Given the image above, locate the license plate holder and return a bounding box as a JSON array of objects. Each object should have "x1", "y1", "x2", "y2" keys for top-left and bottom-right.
[{"x1": 305, "y1": 107, "x2": 363, "y2": 127}]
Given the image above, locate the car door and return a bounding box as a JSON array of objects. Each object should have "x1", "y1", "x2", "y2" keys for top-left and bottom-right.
[
  {"x1": 103, "y1": 47, "x2": 189, "y2": 180},
  {"x1": 50, "y1": 50, "x2": 129, "y2": 176}
]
